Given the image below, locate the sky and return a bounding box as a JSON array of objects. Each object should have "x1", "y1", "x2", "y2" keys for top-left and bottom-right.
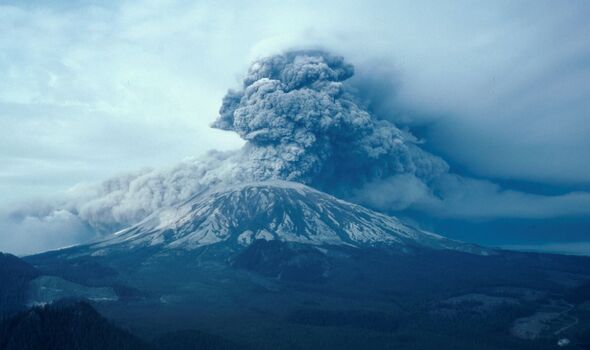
[{"x1": 1, "y1": 0, "x2": 589, "y2": 255}]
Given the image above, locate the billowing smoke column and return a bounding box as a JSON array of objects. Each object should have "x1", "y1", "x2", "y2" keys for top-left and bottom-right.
[
  {"x1": 213, "y1": 50, "x2": 448, "y2": 193},
  {"x1": 5, "y1": 50, "x2": 449, "y2": 242}
]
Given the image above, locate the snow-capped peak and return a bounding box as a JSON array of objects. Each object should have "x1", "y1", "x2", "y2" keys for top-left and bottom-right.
[{"x1": 92, "y1": 181, "x2": 487, "y2": 255}]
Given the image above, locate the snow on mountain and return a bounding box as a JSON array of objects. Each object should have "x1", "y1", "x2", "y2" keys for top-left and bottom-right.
[{"x1": 88, "y1": 181, "x2": 487, "y2": 255}]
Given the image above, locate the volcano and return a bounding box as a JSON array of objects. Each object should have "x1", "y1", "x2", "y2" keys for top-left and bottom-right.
[{"x1": 87, "y1": 180, "x2": 487, "y2": 256}]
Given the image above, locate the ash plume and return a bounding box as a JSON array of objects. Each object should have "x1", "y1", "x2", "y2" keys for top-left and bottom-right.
[{"x1": 213, "y1": 50, "x2": 448, "y2": 193}]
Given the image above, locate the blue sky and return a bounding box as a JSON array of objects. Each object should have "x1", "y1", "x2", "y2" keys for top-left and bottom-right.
[{"x1": 1, "y1": 0, "x2": 589, "y2": 255}]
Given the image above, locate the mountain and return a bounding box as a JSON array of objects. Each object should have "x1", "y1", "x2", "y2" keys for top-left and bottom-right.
[{"x1": 87, "y1": 180, "x2": 487, "y2": 255}]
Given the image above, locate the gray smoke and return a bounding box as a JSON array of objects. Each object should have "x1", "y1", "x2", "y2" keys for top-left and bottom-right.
[
  {"x1": 212, "y1": 50, "x2": 448, "y2": 193},
  {"x1": 6, "y1": 150, "x2": 242, "y2": 238}
]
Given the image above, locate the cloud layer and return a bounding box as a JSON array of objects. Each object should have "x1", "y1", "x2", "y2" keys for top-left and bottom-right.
[{"x1": 353, "y1": 174, "x2": 590, "y2": 219}]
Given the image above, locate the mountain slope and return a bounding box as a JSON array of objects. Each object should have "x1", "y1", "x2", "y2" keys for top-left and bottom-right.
[{"x1": 89, "y1": 181, "x2": 486, "y2": 255}]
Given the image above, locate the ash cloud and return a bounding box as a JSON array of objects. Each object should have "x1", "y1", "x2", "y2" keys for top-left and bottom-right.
[
  {"x1": 8, "y1": 150, "x2": 243, "y2": 236},
  {"x1": 212, "y1": 50, "x2": 448, "y2": 192}
]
